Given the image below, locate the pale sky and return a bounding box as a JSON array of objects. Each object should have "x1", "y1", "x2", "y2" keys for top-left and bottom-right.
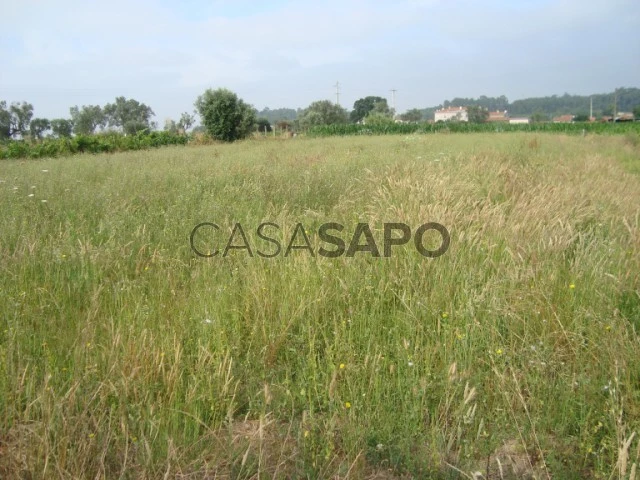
[{"x1": 1, "y1": 0, "x2": 638, "y2": 124}]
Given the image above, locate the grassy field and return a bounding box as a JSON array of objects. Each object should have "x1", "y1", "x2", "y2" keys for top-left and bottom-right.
[{"x1": 1, "y1": 132, "x2": 639, "y2": 479}]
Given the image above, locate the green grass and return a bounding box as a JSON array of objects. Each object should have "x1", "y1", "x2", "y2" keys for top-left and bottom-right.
[{"x1": 1, "y1": 133, "x2": 639, "y2": 478}]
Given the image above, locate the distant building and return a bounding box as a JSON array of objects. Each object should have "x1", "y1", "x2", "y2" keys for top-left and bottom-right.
[
  {"x1": 488, "y1": 110, "x2": 509, "y2": 122},
  {"x1": 435, "y1": 106, "x2": 468, "y2": 122},
  {"x1": 509, "y1": 117, "x2": 530, "y2": 124},
  {"x1": 615, "y1": 112, "x2": 635, "y2": 122},
  {"x1": 553, "y1": 114, "x2": 575, "y2": 123}
]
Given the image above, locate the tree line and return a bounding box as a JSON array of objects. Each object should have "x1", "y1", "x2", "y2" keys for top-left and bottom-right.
[
  {"x1": 3, "y1": 87, "x2": 639, "y2": 147},
  {"x1": 0, "y1": 97, "x2": 195, "y2": 140},
  {"x1": 257, "y1": 88, "x2": 640, "y2": 124},
  {"x1": 420, "y1": 87, "x2": 640, "y2": 121}
]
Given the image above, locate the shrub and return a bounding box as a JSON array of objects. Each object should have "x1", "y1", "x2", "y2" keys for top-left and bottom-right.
[{"x1": 194, "y1": 88, "x2": 256, "y2": 142}]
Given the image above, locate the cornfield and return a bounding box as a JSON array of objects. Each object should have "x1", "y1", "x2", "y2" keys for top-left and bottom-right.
[{"x1": 307, "y1": 121, "x2": 640, "y2": 137}]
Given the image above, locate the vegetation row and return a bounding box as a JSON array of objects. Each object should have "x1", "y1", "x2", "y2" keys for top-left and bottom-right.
[
  {"x1": 0, "y1": 131, "x2": 189, "y2": 160},
  {"x1": 307, "y1": 121, "x2": 640, "y2": 137}
]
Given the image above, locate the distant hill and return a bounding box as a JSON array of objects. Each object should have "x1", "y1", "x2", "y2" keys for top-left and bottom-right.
[{"x1": 419, "y1": 87, "x2": 640, "y2": 120}]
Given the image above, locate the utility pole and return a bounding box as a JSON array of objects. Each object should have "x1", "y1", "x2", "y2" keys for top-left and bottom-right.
[
  {"x1": 334, "y1": 81, "x2": 340, "y2": 106},
  {"x1": 590, "y1": 96, "x2": 593, "y2": 120},
  {"x1": 390, "y1": 89, "x2": 397, "y2": 112}
]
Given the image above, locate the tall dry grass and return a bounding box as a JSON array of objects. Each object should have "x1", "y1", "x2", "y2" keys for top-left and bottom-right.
[{"x1": 0, "y1": 133, "x2": 639, "y2": 478}]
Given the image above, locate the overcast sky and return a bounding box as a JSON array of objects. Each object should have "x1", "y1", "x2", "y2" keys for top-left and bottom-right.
[{"x1": 1, "y1": 0, "x2": 638, "y2": 124}]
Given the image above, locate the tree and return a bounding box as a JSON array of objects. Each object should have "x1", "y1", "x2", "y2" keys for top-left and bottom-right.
[
  {"x1": 0, "y1": 101, "x2": 11, "y2": 139},
  {"x1": 276, "y1": 120, "x2": 291, "y2": 132},
  {"x1": 573, "y1": 112, "x2": 589, "y2": 122},
  {"x1": 104, "y1": 97, "x2": 155, "y2": 135},
  {"x1": 50, "y1": 119, "x2": 74, "y2": 138},
  {"x1": 164, "y1": 119, "x2": 178, "y2": 133},
  {"x1": 530, "y1": 110, "x2": 548, "y2": 123},
  {"x1": 399, "y1": 109, "x2": 423, "y2": 122},
  {"x1": 70, "y1": 105, "x2": 106, "y2": 135},
  {"x1": 350, "y1": 96, "x2": 388, "y2": 123},
  {"x1": 177, "y1": 112, "x2": 195, "y2": 132},
  {"x1": 467, "y1": 105, "x2": 489, "y2": 123},
  {"x1": 363, "y1": 112, "x2": 395, "y2": 127},
  {"x1": 257, "y1": 107, "x2": 297, "y2": 123},
  {"x1": 371, "y1": 101, "x2": 393, "y2": 117},
  {"x1": 11, "y1": 102, "x2": 34, "y2": 137},
  {"x1": 633, "y1": 105, "x2": 640, "y2": 119},
  {"x1": 29, "y1": 118, "x2": 50, "y2": 139},
  {"x1": 194, "y1": 88, "x2": 256, "y2": 142},
  {"x1": 256, "y1": 117, "x2": 272, "y2": 133},
  {"x1": 0, "y1": 101, "x2": 34, "y2": 138},
  {"x1": 298, "y1": 100, "x2": 348, "y2": 128}
]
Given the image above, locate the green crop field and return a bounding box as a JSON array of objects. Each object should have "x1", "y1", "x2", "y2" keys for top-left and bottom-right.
[{"x1": 1, "y1": 132, "x2": 640, "y2": 479}]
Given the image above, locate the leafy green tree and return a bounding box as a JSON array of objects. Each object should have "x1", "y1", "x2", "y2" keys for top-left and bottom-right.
[
  {"x1": 104, "y1": 97, "x2": 155, "y2": 135},
  {"x1": 443, "y1": 95, "x2": 509, "y2": 111},
  {"x1": 257, "y1": 107, "x2": 297, "y2": 123},
  {"x1": 50, "y1": 119, "x2": 73, "y2": 138},
  {"x1": 0, "y1": 101, "x2": 34, "y2": 138},
  {"x1": 256, "y1": 117, "x2": 272, "y2": 133},
  {"x1": 0, "y1": 101, "x2": 11, "y2": 139},
  {"x1": 11, "y1": 102, "x2": 34, "y2": 137},
  {"x1": 29, "y1": 118, "x2": 50, "y2": 139},
  {"x1": 399, "y1": 109, "x2": 423, "y2": 122},
  {"x1": 70, "y1": 105, "x2": 106, "y2": 135},
  {"x1": 633, "y1": 105, "x2": 640, "y2": 119},
  {"x1": 530, "y1": 110, "x2": 548, "y2": 123},
  {"x1": 371, "y1": 101, "x2": 393, "y2": 117},
  {"x1": 467, "y1": 105, "x2": 489, "y2": 123},
  {"x1": 363, "y1": 112, "x2": 395, "y2": 127},
  {"x1": 350, "y1": 96, "x2": 388, "y2": 123},
  {"x1": 164, "y1": 119, "x2": 178, "y2": 133},
  {"x1": 299, "y1": 100, "x2": 348, "y2": 128},
  {"x1": 573, "y1": 112, "x2": 589, "y2": 122},
  {"x1": 177, "y1": 112, "x2": 195, "y2": 132},
  {"x1": 194, "y1": 88, "x2": 256, "y2": 142}
]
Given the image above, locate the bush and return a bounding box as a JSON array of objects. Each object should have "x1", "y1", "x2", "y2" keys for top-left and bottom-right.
[{"x1": 194, "y1": 88, "x2": 256, "y2": 142}]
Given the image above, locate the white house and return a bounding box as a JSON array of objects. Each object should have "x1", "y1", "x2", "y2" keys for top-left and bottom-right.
[
  {"x1": 435, "y1": 106, "x2": 468, "y2": 122},
  {"x1": 509, "y1": 117, "x2": 530, "y2": 124}
]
